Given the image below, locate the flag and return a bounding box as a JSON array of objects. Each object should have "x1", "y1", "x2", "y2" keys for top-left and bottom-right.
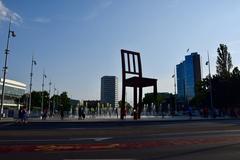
[
  {"x1": 33, "y1": 60, "x2": 37, "y2": 65},
  {"x1": 206, "y1": 61, "x2": 209, "y2": 65},
  {"x1": 187, "y1": 48, "x2": 189, "y2": 52}
]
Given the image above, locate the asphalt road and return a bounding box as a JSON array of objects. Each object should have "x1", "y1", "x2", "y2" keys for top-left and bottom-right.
[{"x1": 1, "y1": 119, "x2": 240, "y2": 160}]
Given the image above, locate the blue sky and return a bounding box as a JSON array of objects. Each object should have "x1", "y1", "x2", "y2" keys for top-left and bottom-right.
[{"x1": 0, "y1": 0, "x2": 240, "y2": 101}]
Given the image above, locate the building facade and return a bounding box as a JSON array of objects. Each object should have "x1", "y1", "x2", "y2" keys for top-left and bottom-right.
[
  {"x1": 176, "y1": 52, "x2": 201, "y2": 102},
  {"x1": 0, "y1": 78, "x2": 26, "y2": 117},
  {"x1": 176, "y1": 62, "x2": 185, "y2": 101},
  {"x1": 100, "y1": 76, "x2": 118, "y2": 108}
]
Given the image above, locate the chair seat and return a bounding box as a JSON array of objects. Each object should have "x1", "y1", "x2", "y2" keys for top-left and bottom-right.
[{"x1": 125, "y1": 76, "x2": 157, "y2": 87}]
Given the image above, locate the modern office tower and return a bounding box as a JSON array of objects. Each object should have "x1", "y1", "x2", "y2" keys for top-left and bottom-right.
[
  {"x1": 176, "y1": 62, "x2": 185, "y2": 101},
  {"x1": 101, "y1": 76, "x2": 118, "y2": 108},
  {"x1": 176, "y1": 52, "x2": 201, "y2": 102}
]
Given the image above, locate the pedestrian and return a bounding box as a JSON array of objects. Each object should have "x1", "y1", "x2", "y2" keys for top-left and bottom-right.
[
  {"x1": 60, "y1": 110, "x2": 64, "y2": 120},
  {"x1": 124, "y1": 108, "x2": 127, "y2": 119},
  {"x1": 22, "y1": 107, "x2": 28, "y2": 124},
  {"x1": 212, "y1": 108, "x2": 217, "y2": 118},
  {"x1": 188, "y1": 106, "x2": 192, "y2": 120},
  {"x1": 171, "y1": 109, "x2": 175, "y2": 118},
  {"x1": 78, "y1": 107, "x2": 82, "y2": 120},
  {"x1": 17, "y1": 107, "x2": 23, "y2": 123},
  {"x1": 116, "y1": 107, "x2": 118, "y2": 119},
  {"x1": 82, "y1": 111, "x2": 85, "y2": 120},
  {"x1": 206, "y1": 107, "x2": 209, "y2": 117},
  {"x1": 42, "y1": 108, "x2": 47, "y2": 120},
  {"x1": 161, "y1": 106, "x2": 165, "y2": 119}
]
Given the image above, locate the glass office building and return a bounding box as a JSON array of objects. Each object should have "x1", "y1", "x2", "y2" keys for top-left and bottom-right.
[
  {"x1": 176, "y1": 52, "x2": 201, "y2": 102},
  {"x1": 0, "y1": 78, "x2": 26, "y2": 108},
  {"x1": 176, "y1": 62, "x2": 185, "y2": 101},
  {"x1": 101, "y1": 76, "x2": 118, "y2": 108}
]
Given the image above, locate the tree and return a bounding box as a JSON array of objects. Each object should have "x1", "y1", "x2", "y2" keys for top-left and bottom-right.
[
  {"x1": 118, "y1": 100, "x2": 132, "y2": 111},
  {"x1": 231, "y1": 67, "x2": 240, "y2": 78},
  {"x1": 59, "y1": 92, "x2": 71, "y2": 112},
  {"x1": 31, "y1": 91, "x2": 49, "y2": 110},
  {"x1": 192, "y1": 44, "x2": 240, "y2": 117},
  {"x1": 19, "y1": 93, "x2": 29, "y2": 106},
  {"x1": 143, "y1": 93, "x2": 174, "y2": 114},
  {"x1": 216, "y1": 44, "x2": 233, "y2": 78},
  {"x1": 20, "y1": 91, "x2": 49, "y2": 111},
  {"x1": 50, "y1": 94, "x2": 60, "y2": 113},
  {"x1": 190, "y1": 78, "x2": 209, "y2": 108}
]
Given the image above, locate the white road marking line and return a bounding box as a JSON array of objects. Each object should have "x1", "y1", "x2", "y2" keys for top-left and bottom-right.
[{"x1": 69, "y1": 137, "x2": 112, "y2": 141}]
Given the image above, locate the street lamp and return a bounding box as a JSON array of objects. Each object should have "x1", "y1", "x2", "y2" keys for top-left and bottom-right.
[
  {"x1": 206, "y1": 51, "x2": 214, "y2": 115},
  {"x1": 41, "y1": 70, "x2": 47, "y2": 114},
  {"x1": 56, "y1": 89, "x2": 59, "y2": 113},
  {"x1": 0, "y1": 18, "x2": 16, "y2": 119},
  {"x1": 48, "y1": 80, "x2": 52, "y2": 115},
  {"x1": 172, "y1": 68, "x2": 177, "y2": 115},
  {"x1": 53, "y1": 85, "x2": 56, "y2": 116},
  {"x1": 28, "y1": 55, "x2": 37, "y2": 115}
]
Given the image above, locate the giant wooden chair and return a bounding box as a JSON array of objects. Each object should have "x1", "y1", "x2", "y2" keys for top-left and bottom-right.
[{"x1": 121, "y1": 49, "x2": 157, "y2": 120}]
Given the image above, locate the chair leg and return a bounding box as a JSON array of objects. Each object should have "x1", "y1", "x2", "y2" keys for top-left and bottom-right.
[
  {"x1": 154, "y1": 82, "x2": 157, "y2": 96},
  {"x1": 121, "y1": 85, "x2": 126, "y2": 120},
  {"x1": 138, "y1": 87, "x2": 142, "y2": 119},
  {"x1": 133, "y1": 87, "x2": 138, "y2": 120}
]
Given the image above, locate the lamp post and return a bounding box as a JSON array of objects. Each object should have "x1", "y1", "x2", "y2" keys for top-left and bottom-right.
[
  {"x1": 28, "y1": 55, "x2": 37, "y2": 115},
  {"x1": 172, "y1": 68, "x2": 177, "y2": 114},
  {"x1": 53, "y1": 85, "x2": 56, "y2": 116},
  {"x1": 48, "y1": 80, "x2": 52, "y2": 115},
  {"x1": 56, "y1": 89, "x2": 59, "y2": 113},
  {"x1": 0, "y1": 18, "x2": 16, "y2": 119},
  {"x1": 207, "y1": 52, "x2": 214, "y2": 115},
  {"x1": 41, "y1": 70, "x2": 47, "y2": 114}
]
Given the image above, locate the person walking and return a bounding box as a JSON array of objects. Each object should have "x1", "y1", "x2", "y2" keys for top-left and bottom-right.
[
  {"x1": 188, "y1": 106, "x2": 192, "y2": 120},
  {"x1": 17, "y1": 107, "x2": 23, "y2": 123},
  {"x1": 78, "y1": 107, "x2": 82, "y2": 120},
  {"x1": 60, "y1": 109, "x2": 64, "y2": 120},
  {"x1": 42, "y1": 108, "x2": 47, "y2": 120},
  {"x1": 116, "y1": 107, "x2": 118, "y2": 119},
  {"x1": 22, "y1": 107, "x2": 28, "y2": 123}
]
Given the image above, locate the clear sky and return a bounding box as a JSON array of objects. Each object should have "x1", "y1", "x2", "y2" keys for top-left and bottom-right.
[{"x1": 0, "y1": 0, "x2": 240, "y2": 101}]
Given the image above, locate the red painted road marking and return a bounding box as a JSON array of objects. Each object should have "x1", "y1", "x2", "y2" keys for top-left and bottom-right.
[{"x1": 1, "y1": 136, "x2": 240, "y2": 153}]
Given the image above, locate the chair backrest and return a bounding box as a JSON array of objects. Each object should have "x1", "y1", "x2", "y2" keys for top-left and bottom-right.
[{"x1": 121, "y1": 49, "x2": 142, "y2": 79}]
